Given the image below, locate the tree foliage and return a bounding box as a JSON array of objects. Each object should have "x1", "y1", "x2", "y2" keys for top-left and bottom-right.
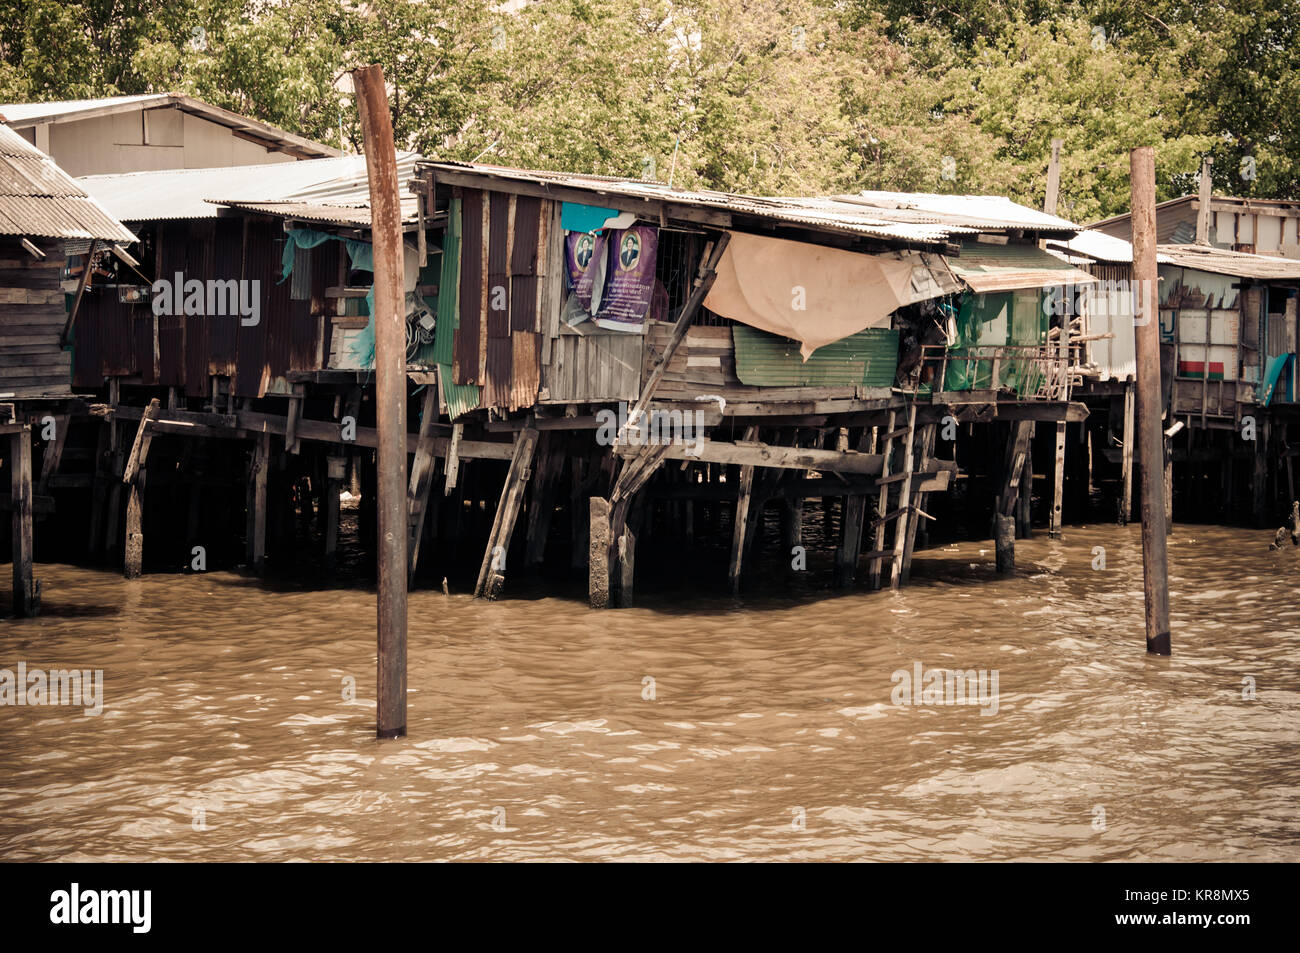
[{"x1": 0, "y1": 0, "x2": 1295, "y2": 220}]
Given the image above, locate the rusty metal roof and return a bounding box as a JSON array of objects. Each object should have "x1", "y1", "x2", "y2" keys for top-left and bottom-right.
[
  {"x1": 420, "y1": 161, "x2": 1078, "y2": 247},
  {"x1": 0, "y1": 123, "x2": 135, "y2": 241},
  {"x1": 1156, "y1": 242, "x2": 1300, "y2": 280},
  {"x1": 0, "y1": 93, "x2": 337, "y2": 160}
]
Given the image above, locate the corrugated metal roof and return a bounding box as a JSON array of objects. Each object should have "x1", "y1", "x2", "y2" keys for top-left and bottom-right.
[
  {"x1": 827, "y1": 191, "x2": 1080, "y2": 233},
  {"x1": 1156, "y1": 243, "x2": 1300, "y2": 280},
  {"x1": 1046, "y1": 229, "x2": 1134, "y2": 263},
  {"x1": 80, "y1": 151, "x2": 421, "y2": 224},
  {"x1": 0, "y1": 123, "x2": 135, "y2": 241},
  {"x1": 947, "y1": 240, "x2": 1096, "y2": 292},
  {"x1": 0, "y1": 93, "x2": 337, "y2": 159},
  {"x1": 733, "y1": 326, "x2": 899, "y2": 387},
  {"x1": 420, "y1": 161, "x2": 1061, "y2": 246}
]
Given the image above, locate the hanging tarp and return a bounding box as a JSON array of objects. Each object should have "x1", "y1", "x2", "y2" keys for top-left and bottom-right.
[
  {"x1": 561, "y1": 202, "x2": 620, "y2": 233},
  {"x1": 703, "y1": 230, "x2": 914, "y2": 360},
  {"x1": 594, "y1": 225, "x2": 658, "y2": 332},
  {"x1": 946, "y1": 241, "x2": 1095, "y2": 293}
]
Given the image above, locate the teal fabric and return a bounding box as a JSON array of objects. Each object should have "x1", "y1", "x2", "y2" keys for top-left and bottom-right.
[
  {"x1": 561, "y1": 202, "x2": 619, "y2": 233},
  {"x1": 1261, "y1": 353, "x2": 1296, "y2": 406}
]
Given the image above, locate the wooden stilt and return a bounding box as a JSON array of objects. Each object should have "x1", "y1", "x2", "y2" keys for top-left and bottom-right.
[
  {"x1": 122, "y1": 399, "x2": 160, "y2": 580},
  {"x1": 1049, "y1": 419, "x2": 1066, "y2": 538},
  {"x1": 285, "y1": 384, "x2": 304, "y2": 455},
  {"x1": 323, "y1": 455, "x2": 344, "y2": 570},
  {"x1": 835, "y1": 428, "x2": 874, "y2": 587},
  {"x1": 104, "y1": 380, "x2": 124, "y2": 559},
  {"x1": 87, "y1": 421, "x2": 109, "y2": 557},
  {"x1": 995, "y1": 513, "x2": 1015, "y2": 573},
  {"x1": 1119, "y1": 383, "x2": 1135, "y2": 524},
  {"x1": 889, "y1": 403, "x2": 918, "y2": 590},
  {"x1": 727, "y1": 426, "x2": 758, "y2": 595},
  {"x1": 588, "y1": 496, "x2": 611, "y2": 609},
  {"x1": 443, "y1": 422, "x2": 463, "y2": 495},
  {"x1": 406, "y1": 386, "x2": 440, "y2": 587},
  {"x1": 248, "y1": 431, "x2": 270, "y2": 574},
  {"x1": 616, "y1": 528, "x2": 636, "y2": 609},
  {"x1": 9, "y1": 426, "x2": 37, "y2": 616},
  {"x1": 36, "y1": 414, "x2": 69, "y2": 497},
  {"x1": 901, "y1": 422, "x2": 937, "y2": 583},
  {"x1": 474, "y1": 426, "x2": 539, "y2": 599},
  {"x1": 869, "y1": 410, "x2": 897, "y2": 590},
  {"x1": 524, "y1": 433, "x2": 563, "y2": 569}
]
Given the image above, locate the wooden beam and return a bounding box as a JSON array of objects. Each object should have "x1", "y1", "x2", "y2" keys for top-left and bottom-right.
[
  {"x1": 589, "y1": 496, "x2": 611, "y2": 609},
  {"x1": 889, "y1": 404, "x2": 918, "y2": 590},
  {"x1": 623, "y1": 232, "x2": 731, "y2": 433},
  {"x1": 869, "y1": 410, "x2": 897, "y2": 590},
  {"x1": 121, "y1": 399, "x2": 160, "y2": 580},
  {"x1": 1049, "y1": 420, "x2": 1066, "y2": 539},
  {"x1": 612, "y1": 436, "x2": 884, "y2": 475},
  {"x1": 474, "y1": 426, "x2": 539, "y2": 599}
]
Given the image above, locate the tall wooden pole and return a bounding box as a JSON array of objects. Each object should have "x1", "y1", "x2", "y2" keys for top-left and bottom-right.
[
  {"x1": 354, "y1": 64, "x2": 409, "y2": 736},
  {"x1": 1130, "y1": 146, "x2": 1172, "y2": 656},
  {"x1": 1044, "y1": 138, "x2": 1063, "y2": 215},
  {"x1": 1196, "y1": 157, "x2": 1213, "y2": 245}
]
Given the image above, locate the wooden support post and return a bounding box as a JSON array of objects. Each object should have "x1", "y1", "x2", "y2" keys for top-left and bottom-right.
[
  {"x1": 835, "y1": 429, "x2": 874, "y2": 587},
  {"x1": 616, "y1": 528, "x2": 636, "y2": 609},
  {"x1": 285, "y1": 384, "x2": 304, "y2": 455},
  {"x1": 10, "y1": 426, "x2": 37, "y2": 616},
  {"x1": 1044, "y1": 138, "x2": 1063, "y2": 215},
  {"x1": 247, "y1": 431, "x2": 270, "y2": 574},
  {"x1": 323, "y1": 455, "x2": 344, "y2": 570},
  {"x1": 356, "y1": 62, "x2": 409, "y2": 738},
  {"x1": 889, "y1": 404, "x2": 918, "y2": 590},
  {"x1": 1119, "y1": 383, "x2": 1135, "y2": 525},
  {"x1": 728, "y1": 426, "x2": 758, "y2": 595},
  {"x1": 474, "y1": 426, "x2": 539, "y2": 600},
  {"x1": 122, "y1": 399, "x2": 160, "y2": 579},
  {"x1": 869, "y1": 410, "x2": 897, "y2": 590},
  {"x1": 1017, "y1": 422, "x2": 1035, "y2": 537},
  {"x1": 995, "y1": 513, "x2": 1015, "y2": 574},
  {"x1": 36, "y1": 414, "x2": 70, "y2": 497},
  {"x1": 87, "y1": 421, "x2": 109, "y2": 557},
  {"x1": 901, "y1": 423, "x2": 937, "y2": 583},
  {"x1": 1049, "y1": 420, "x2": 1066, "y2": 539},
  {"x1": 1131, "y1": 145, "x2": 1172, "y2": 655},
  {"x1": 589, "y1": 496, "x2": 611, "y2": 609},
  {"x1": 524, "y1": 433, "x2": 563, "y2": 569},
  {"x1": 406, "y1": 386, "x2": 440, "y2": 587},
  {"x1": 443, "y1": 423, "x2": 463, "y2": 495}
]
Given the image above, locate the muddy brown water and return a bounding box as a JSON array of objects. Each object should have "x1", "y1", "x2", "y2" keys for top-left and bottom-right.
[{"x1": 1, "y1": 523, "x2": 1298, "y2": 861}]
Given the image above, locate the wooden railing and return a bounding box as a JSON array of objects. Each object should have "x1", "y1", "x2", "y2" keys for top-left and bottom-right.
[{"x1": 914, "y1": 343, "x2": 1084, "y2": 401}]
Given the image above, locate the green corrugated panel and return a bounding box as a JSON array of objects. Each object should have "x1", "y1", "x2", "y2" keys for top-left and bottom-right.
[
  {"x1": 438, "y1": 363, "x2": 481, "y2": 420},
  {"x1": 432, "y1": 198, "x2": 461, "y2": 366},
  {"x1": 732, "y1": 326, "x2": 899, "y2": 387}
]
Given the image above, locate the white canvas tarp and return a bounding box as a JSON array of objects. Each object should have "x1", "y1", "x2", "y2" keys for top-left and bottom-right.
[{"x1": 703, "y1": 230, "x2": 916, "y2": 359}]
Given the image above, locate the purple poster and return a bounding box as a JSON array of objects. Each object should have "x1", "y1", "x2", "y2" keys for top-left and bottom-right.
[
  {"x1": 565, "y1": 231, "x2": 606, "y2": 314},
  {"x1": 595, "y1": 226, "x2": 658, "y2": 332}
]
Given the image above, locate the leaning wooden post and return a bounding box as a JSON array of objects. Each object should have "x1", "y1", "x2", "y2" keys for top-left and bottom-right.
[
  {"x1": 10, "y1": 424, "x2": 37, "y2": 616},
  {"x1": 355, "y1": 64, "x2": 409, "y2": 737},
  {"x1": 122, "y1": 398, "x2": 160, "y2": 579},
  {"x1": 1131, "y1": 145, "x2": 1172, "y2": 656}
]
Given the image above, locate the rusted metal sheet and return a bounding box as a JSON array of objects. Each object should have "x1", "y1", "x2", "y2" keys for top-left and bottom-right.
[
  {"x1": 510, "y1": 197, "x2": 541, "y2": 276},
  {"x1": 510, "y1": 332, "x2": 540, "y2": 411},
  {"x1": 484, "y1": 336, "x2": 512, "y2": 409},
  {"x1": 456, "y1": 190, "x2": 482, "y2": 385},
  {"x1": 509, "y1": 275, "x2": 537, "y2": 333}
]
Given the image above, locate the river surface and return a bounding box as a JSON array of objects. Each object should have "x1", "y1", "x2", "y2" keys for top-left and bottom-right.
[{"x1": 2, "y1": 523, "x2": 1298, "y2": 861}]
